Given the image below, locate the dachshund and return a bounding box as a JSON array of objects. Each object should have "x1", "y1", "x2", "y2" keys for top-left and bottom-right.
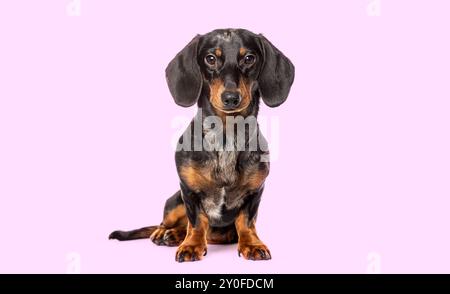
[{"x1": 109, "y1": 28, "x2": 295, "y2": 262}]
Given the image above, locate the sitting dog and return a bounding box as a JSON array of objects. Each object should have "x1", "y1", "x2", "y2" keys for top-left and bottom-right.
[{"x1": 109, "y1": 28, "x2": 294, "y2": 262}]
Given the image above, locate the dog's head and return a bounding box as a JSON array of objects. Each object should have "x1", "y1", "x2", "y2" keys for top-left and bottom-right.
[{"x1": 166, "y1": 29, "x2": 295, "y2": 114}]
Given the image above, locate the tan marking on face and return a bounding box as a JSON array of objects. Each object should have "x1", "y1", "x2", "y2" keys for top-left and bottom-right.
[
  {"x1": 209, "y1": 79, "x2": 226, "y2": 115},
  {"x1": 209, "y1": 79, "x2": 253, "y2": 116},
  {"x1": 239, "y1": 47, "x2": 247, "y2": 56},
  {"x1": 237, "y1": 78, "x2": 252, "y2": 113},
  {"x1": 215, "y1": 48, "x2": 222, "y2": 57}
]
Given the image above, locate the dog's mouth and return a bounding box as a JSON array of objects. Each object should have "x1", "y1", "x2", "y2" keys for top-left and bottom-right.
[
  {"x1": 210, "y1": 102, "x2": 250, "y2": 114},
  {"x1": 209, "y1": 80, "x2": 252, "y2": 114}
]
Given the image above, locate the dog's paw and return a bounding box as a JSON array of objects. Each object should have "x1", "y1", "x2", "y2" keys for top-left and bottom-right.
[
  {"x1": 238, "y1": 243, "x2": 271, "y2": 261},
  {"x1": 150, "y1": 227, "x2": 186, "y2": 246},
  {"x1": 163, "y1": 228, "x2": 186, "y2": 246},
  {"x1": 150, "y1": 227, "x2": 166, "y2": 245},
  {"x1": 175, "y1": 244, "x2": 207, "y2": 262}
]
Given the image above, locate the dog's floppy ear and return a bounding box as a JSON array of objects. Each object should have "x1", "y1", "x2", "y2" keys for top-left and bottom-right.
[
  {"x1": 165, "y1": 35, "x2": 203, "y2": 107},
  {"x1": 257, "y1": 35, "x2": 295, "y2": 107}
]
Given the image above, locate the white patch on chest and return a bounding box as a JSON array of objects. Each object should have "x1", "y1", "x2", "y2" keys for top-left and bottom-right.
[{"x1": 203, "y1": 188, "x2": 225, "y2": 220}]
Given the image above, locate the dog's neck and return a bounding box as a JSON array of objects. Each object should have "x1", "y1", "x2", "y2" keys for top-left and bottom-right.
[{"x1": 192, "y1": 93, "x2": 261, "y2": 154}]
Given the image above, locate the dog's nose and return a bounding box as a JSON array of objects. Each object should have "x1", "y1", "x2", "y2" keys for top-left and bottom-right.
[{"x1": 221, "y1": 91, "x2": 241, "y2": 109}]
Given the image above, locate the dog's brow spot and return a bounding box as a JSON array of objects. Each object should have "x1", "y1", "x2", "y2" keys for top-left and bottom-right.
[
  {"x1": 215, "y1": 48, "x2": 222, "y2": 57},
  {"x1": 239, "y1": 47, "x2": 247, "y2": 56},
  {"x1": 216, "y1": 32, "x2": 232, "y2": 42}
]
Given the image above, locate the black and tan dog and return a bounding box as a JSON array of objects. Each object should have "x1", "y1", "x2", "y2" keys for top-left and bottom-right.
[{"x1": 109, "y1": 29, "x2": 294, "y2": 262}]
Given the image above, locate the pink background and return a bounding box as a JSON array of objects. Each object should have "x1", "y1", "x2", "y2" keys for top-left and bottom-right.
[{"x1": 1, "y1": 0, "x2": 449, "y2": 273}]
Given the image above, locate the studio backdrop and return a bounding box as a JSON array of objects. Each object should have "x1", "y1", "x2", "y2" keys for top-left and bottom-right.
[{"x1": 0, "y1": 0, "x2": 449, "y2": 273}]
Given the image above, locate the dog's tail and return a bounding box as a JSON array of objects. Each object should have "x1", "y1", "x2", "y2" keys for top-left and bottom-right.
[{"x1": 109, "y1": 225, "x2": 158, "y2": 241}]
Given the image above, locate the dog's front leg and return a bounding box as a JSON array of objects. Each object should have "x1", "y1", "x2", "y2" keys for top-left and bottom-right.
[
  {"x1": 235, "y1": 212, "x2": 271, "y2": 261},
  {"x1": 175, "y1": 214, "x2": 208, "y2": 262},
  {"x1": 175, "y1": 183, "x2": 208, "y2": 262},
  {"x1": 235, "y1": 189, "x2": 271, "y2": 261}
]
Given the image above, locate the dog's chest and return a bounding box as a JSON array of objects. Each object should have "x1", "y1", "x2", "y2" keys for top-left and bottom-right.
[
  {"x1": 196, "y1": 128, "x2": 267, "y2": 224},
  {"x1": 201, "y1": 187, "x2": 227, "y2": 222},
  {"x1": 200, "y1": 151, "x2": 242, "y2": 223},
  {"x1": 201, "y1": 184, "x2": 243, "y2": 226},
  {"x1": 214, "y1": 151, "x2": 239, "y2": 185}
]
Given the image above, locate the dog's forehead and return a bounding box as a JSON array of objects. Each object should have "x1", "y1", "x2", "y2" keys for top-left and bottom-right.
[
  {"x1": 211, "y1": 31, "x2": 242, "y2": 48},
  {"x1": 203, "y1": 30, "x2": 258, "y2": 52},
  {"x1": 215, "y1": 30, "x2": 235, "y2": 42}
]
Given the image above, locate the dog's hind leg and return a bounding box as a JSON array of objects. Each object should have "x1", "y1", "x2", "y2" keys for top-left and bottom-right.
[
  {"x1": 109, "y1": 190, "x2": 187, "y2": 246},
  {"x1": 150, "y1": 191, "x2": 188, "y2": 246}
]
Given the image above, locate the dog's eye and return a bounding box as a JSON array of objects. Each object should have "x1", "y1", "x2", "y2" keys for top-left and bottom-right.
[
  {"x1": 205, "y1": 54, "x2": 217, "y2": 66},
  {"x1": 244, "y1": 54, "x2": 256, "y2": 65}
]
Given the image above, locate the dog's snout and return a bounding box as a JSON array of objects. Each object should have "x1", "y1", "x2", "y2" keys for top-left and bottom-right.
[{"x1": 221, "y1": 91, "x2": 241, "y2": 109}]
